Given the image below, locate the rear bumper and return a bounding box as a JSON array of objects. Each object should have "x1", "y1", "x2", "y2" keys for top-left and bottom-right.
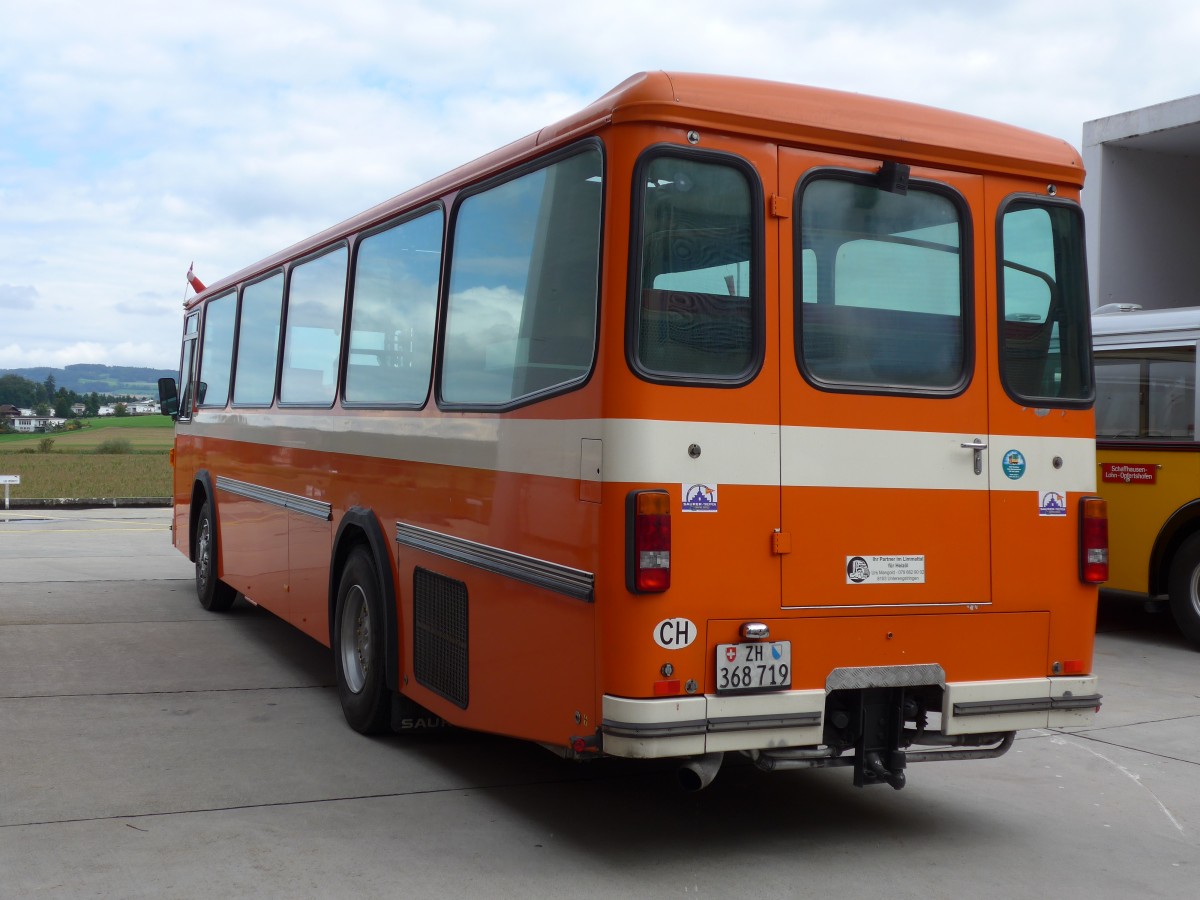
[
  {"x1": 942, "y1": 676, "x2": 1101, "y2": 734},
  {"x1": 600, "y1": 674, "x2": 1100, "y2": 759}
]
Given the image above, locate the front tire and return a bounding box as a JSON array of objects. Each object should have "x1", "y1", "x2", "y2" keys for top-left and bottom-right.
[
  {"x1": 1166, "y1": 533, "x2": 1200, "y2": 647},
  {"x1": 333, "y1": 548, "x2": 391, "y2": 734},
  {"x1": 195, "y1": 500, "x2": 237, "y2": 612}
]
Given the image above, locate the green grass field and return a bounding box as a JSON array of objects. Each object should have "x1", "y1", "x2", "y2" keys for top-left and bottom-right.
[{"x1": 0, "y1": 417, "x2": 175, "y2": 498}]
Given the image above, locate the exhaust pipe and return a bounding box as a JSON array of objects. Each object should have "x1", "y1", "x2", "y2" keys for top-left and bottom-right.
[{"x1": 676, "y1": 752, "x2": 724, "y2": 792}]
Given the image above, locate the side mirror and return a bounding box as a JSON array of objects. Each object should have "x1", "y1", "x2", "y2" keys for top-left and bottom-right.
[{"x1": 158, "y1": 377, "x2": 180, "y2": 419}]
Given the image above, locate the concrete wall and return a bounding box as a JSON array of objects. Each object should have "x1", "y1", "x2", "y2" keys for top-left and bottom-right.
[{"x1": 1083, "y1": 95, "x2": 1200, "y2": 310}]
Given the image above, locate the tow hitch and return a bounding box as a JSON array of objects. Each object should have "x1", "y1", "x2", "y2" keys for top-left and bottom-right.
[{"x1": 851, "y1": 688, "x2": 907, "y2": 789}]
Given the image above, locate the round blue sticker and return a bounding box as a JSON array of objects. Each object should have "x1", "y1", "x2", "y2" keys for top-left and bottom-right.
[{"x1": 1002, "y1": 449, "x2": 1026, "y2": 480}]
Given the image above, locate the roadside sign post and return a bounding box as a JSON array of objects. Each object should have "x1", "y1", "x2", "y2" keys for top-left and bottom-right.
[{"x1": 1, "y1": 474, "x2": 19, "y2": 510}]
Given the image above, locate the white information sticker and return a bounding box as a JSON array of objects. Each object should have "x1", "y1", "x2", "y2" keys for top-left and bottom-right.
[{"x1": 846, "y1": 555, "x2": 925, "y2": 584}]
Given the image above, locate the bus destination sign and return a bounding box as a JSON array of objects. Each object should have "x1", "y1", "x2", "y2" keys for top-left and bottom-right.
[{"x1": 1101, "y1": 463, "x2": 1158, "y2": 485}]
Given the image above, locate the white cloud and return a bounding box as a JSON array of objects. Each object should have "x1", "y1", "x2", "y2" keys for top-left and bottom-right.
[
  {"x1": 0, "y1": 285, "x2": 39, "y2": 310},
  {"x1": 0, "y1": 340, "x2": 171, "y2": 368},
  {"x1": 2, "y1": 0, "x2": 1200, "y2": 368}
]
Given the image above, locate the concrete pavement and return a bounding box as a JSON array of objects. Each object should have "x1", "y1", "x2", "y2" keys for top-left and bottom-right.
[{"x1": 1, "y1": 508, "x2": 1198, "y2": 898}]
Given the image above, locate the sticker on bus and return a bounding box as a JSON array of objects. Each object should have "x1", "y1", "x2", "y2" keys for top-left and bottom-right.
[
  {"x1": 1039, "y1": 490, "x2": 1067, "y2": 516},
  {"x1": 1002, "y1": 450, "x2": 1027, "y2": 480},
  {"x1": 682, "y1": 483, "x2": 718, "y2": 512},
  {"x1": 653, "y1": 617, "x2": 697, "y2": 649},
  {"x1": 846, "y1": 555, "x2": 926, "y2": 584}
]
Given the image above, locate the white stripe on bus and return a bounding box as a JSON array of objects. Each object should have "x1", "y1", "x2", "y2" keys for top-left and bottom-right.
[{"x1": 184, "y1": 413, "x2": 1096, "y2": 493}]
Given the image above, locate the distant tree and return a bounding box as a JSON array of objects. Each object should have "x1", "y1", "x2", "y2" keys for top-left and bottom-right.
[
  {"x1": 43, "y1": 374, "x2": 56, "y2": 399},
  {"x1": 113, "y1": 402, "x2": 129, "y2": 417},
  {"x1": 0, "y1": 373, "x2": 36, "y2": 407},
  {"x1": 33, "y1": 402, "x2": 51, "y2": 416},
  {"x1": 85, "y1": 392, "x2": 101, "y2": 417},
  {"x1": 54, "y1": 388, "x2": 74, "y2": 418}
]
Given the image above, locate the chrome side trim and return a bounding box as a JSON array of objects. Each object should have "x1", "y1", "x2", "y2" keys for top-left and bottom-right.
[
  {"x1": 601, "y1": 718, "x2": 709, "y2": 739},
  {"x1": 706, "y1": 711, "x2": 822, "y2": 733},
  {"x1": 215, "y1": 475, "x2": 332, "y2": 521},
  {"x1": 395, "y1": 522, "x2": 595, "y2": 602},
  {"x1": 782, "y1": 602, "x2": 992, "y2": 611},
  {"x1": 602, "y1": 710, "x2": 822, "y2": 739},
  {"x1": 953, "y1": 694, "x2": 1102, "y2": 717}
]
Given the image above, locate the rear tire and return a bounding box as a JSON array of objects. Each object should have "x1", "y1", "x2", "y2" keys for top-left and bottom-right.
[
  {"x1": 195, "y1": 500, "x2": 237, "y2": 612},
  {"x1": 333, "y1": 548, "x2": 391, "y2": 734},
  {"x1": 1166, "y1": 533, "x2": 1200, "y2": 647}
]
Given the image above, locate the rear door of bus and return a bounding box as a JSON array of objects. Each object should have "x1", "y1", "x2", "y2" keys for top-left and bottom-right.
[{"x1": 777, "y1": 149, "x2": 992, "y2": 611}]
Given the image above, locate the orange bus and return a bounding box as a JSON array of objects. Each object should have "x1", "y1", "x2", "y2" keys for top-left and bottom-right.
[{"x1": 159, "y1": 72, "x2": 1105, "y2": 791}]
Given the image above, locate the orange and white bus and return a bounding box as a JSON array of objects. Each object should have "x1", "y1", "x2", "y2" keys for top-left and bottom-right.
[{"x1": 160, "y1": 72, "x2": 1105, "y2": 791}]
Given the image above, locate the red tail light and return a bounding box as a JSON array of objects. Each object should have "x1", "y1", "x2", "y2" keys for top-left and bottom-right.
[
  {"x1": 627, "y1": 490, "x2": 671, "y2": 593},
  {"x1": 1080, "y1": 497, "x2": 1108, "y2": 584}
]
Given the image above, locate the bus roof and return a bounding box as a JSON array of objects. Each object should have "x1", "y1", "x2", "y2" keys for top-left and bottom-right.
[
  {"x1": 189, "y1": 71, "x2": 1083, "y2": 305},
  {"x1": 573, "y1": 72, "x2": 1083, "y2": 182},
  {"x1": 1092, "y1": 305, "x2": 1200, "y2": 344}
]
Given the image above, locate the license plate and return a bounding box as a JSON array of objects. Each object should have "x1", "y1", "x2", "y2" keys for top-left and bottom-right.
[{"x1": 716, "y1": 641, "x2": 791, "y2": 694}]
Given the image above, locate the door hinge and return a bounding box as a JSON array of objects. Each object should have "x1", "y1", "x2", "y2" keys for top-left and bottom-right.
[
  {"x1": 770, "y1": 195, "x2": 791, "y2": 218},
  {"x1": 772, "y1": 531, "x2": 793, "y2": 555}
]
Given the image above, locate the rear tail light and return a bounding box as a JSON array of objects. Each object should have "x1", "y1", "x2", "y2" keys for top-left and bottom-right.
[
  {"x1": 1079, "y1": 497, "x2": 1108, "y2": 584},
  {"x1": 627, "y1": 490, "x2": 671, "y2": 593}
]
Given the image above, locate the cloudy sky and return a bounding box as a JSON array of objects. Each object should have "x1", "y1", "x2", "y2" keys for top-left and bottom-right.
[{"x1": 2, "y1": 0, "x2": 1198, "y2": 370}]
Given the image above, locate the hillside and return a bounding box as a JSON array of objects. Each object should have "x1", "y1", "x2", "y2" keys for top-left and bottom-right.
[{"x1": 0, "y1": 364, "x2": 175, "y2": 396}]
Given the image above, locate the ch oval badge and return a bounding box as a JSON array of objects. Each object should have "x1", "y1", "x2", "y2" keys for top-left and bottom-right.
[{"x1": 653, "y1": 617, "x2": 697, "y2": 649}]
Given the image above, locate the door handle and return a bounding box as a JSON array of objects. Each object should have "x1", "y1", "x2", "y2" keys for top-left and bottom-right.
[{"x1": 960, "y1": 439, "x2": 987, "y2": 476}]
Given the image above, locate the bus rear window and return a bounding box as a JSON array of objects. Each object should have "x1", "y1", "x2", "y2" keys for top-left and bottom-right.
[
  {"x1": 999, "y1": 200, "x2": 1092, "y2": 404},
  {"x1": 796, "y1": 174, "x2": 967, "y2": 393},
  {"x1": 632, "y1": 153, "x2": 760, "y2": 382}
]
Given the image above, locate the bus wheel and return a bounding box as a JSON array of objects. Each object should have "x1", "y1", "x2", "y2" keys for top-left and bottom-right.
[
  {"x1": 333, "y1": 548, "x2": 391, "y2": 734},
  {"x1": 1167, "y1": 533, "x2": 1200, "y2": 647},
  {"x1": 195, "y1": 500, "x2": 237, "y2": 612}
]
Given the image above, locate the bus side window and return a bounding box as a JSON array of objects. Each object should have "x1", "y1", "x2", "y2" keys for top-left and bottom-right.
[
  {"x1": 441, "y1": 146, "x2": 602, "y2": 406},
  {"x1": 233, "y1": 273, "x2": 284, "y2": 406},
  {"x1": 280, "y1": 247, "x2": 348, "y2": 407},
  {"x1": 1095, "y1": 348, "x2": 1196, "y2": 440},
  {"x1": 177, "y1": 312, "x2": 199, "y2": 420},
  {"x1": 197, "y1": 291, "x2": 236, "y2": 408},
  {"x1": 345, "y1": 209, "x2": 443, "y2": 406}
]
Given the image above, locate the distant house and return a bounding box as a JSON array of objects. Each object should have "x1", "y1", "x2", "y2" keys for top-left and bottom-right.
[
  {"x1": 0, "y1": 403, "x2": 19, "y2": 423},
  {"x1": 9, "y1": 416, "x2": 67, "y2": 433},
  {"x1": 71, "y1": 403, "x2": 86, "y2": 415}
]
